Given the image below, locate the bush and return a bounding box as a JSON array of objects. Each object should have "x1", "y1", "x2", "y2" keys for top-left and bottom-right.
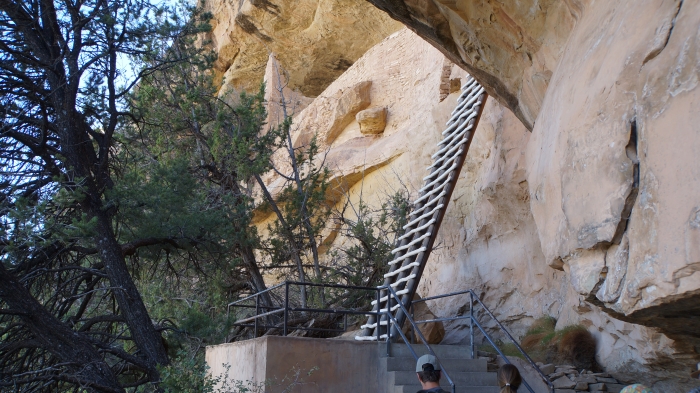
[
  {"x1": 518, "y1": 317, "x2": 599, "y2": 370},
  {"x1": 557, "y1": 326, "x2": 597, "y2": 370}
]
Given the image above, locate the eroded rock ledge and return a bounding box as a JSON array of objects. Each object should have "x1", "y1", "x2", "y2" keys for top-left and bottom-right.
[
  {"x1": 364, "y1": 0, "x2": 580, "y2": 130},
  {"x1": 368, "y1": 0, "x2": 700, "y2": 364},
  {"x1": 206, "y1": 0, "x2": 700, "y2": 389},
  {"x1": 205, "y1": 0, "x2": 402, "y2": 95}
]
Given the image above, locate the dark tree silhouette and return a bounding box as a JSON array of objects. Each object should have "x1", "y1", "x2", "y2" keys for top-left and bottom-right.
[{"x1": 0, "y1": 0, "x2": 200, "y2": 390}]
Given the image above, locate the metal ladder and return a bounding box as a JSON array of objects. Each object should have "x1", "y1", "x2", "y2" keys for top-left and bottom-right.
[{"x1": 356, "y1": 76, "x2": 487, "y2": 341}]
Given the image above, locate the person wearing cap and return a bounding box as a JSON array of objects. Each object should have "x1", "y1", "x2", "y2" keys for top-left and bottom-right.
[{"x1": 416, "y1": 354, "x2": 449, "y2": 393}]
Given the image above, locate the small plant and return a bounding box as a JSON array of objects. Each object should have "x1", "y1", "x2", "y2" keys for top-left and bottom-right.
[{"x1": 521, "y1": 316, "x2": 556, "y2": 350}]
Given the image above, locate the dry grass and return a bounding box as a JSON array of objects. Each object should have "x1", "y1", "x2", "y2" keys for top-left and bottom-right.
[
  {"x1": 521, "y1": 332, "x2": 547, "y2": 350},
  {"x1": 517, "y1": 317, "x2": 599, "y2": 370},
  {"x1": 557, "y1": 327, "x2": 597, "y2": 370}
]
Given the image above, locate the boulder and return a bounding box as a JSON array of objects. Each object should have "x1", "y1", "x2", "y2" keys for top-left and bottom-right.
[
  {"x1": 326, "y1": 81, "x2": 372, "y2": 143},
  {"x1": 589, "y1": 383, "x2": 608, "y2": 391},
  {"x1": 552, "y1": 376, "x2": 577, "y2": 389},
  {"x1": 402, "y1": 294, "x2": 445, "y2": 344},
  {"x1": 356, "y1": 107, "x2": 387, "y2": 135},
  {"x1": 540, "y1": 364, "x2": 556, "y2": 375}
]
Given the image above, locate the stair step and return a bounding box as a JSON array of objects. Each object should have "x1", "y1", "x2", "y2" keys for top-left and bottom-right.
[
  {"x1": 390, "y1": 371, "x2": 497, "y2": 386},
  {"x1": 382, "y1": 357, "x2": 487, "y2": 372},
  {"x1": 394, "y1": 385, "x2": 500, "y2": 393},
  {"x1": 383, "y1": 344, "x2": 473, "y2": 359}
]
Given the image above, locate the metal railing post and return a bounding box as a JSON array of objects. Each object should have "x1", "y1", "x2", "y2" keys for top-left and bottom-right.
[
  {"x1": 283, "y1": 282, "x2": 289, "y2": 336},
  {"x1": 386, "y1": 288, "x2": 392, "y2": 357},
  {"x1": 384, "y1": 285, "x2": 456, "y2": 393},
  {"x1": 470, "y1": 291, "x2": 474, "y2": 359},
  {"x1": 409, "y1": 303, "x2": 415, "y2": 344},
  {"x1": 375, "y1": 289, "x2": 381, "y2": 342},
  {"x1": 254, "y1": 294, "x2": 259, "y2": 338}
]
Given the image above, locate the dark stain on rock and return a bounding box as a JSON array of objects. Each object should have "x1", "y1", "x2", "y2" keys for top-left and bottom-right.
[
  {"x1": 611, "y1": 118, "x2": 640, "y2": 245},
  {"x1": 235, "y1": 13, "x2": 272, "y2": 42},
  {"x1": 331, "y1": 58, "x2": 353, "y2": 72},
  {"x1": 250, "y1": 0, "x2": 280, "y2": 15}
]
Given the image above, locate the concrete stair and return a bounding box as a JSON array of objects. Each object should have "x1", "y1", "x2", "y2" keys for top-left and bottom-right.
[{"x1": 379, "y1": 344, "x2": 500, "y2": 393}]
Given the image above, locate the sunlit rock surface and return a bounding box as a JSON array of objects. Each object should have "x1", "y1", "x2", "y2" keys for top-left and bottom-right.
[
  {"x1": 205, "y1": 0, "x2": 402, "y2": 95},
  {"x1": 209, "y1": 0, "x2": 700, "y2": 390},
  {"x1": 363, "y1": 0, "x2": 580, "y2": 130}
]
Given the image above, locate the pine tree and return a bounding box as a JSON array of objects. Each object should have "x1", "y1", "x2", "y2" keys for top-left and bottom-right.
[{"x1": 0, "y1": 0, "x2": 207, "y2": 390}]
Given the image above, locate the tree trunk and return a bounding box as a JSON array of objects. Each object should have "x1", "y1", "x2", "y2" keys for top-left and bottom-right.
[
  {"x1": 92, "y1": 210, "x2": 170, "y2": 377},
  {"x1": 240, "y1": 245, "x2": 273, "y2": 307},
  {"x1": 0, "y1": 264, "x2": 124, "y2": 393},
  {"x1": 254, "y1": 174, "x2": 308, "y2": 308},
  {"x1": 56, "y1": 97, "x2": 169, "y2": 379}
]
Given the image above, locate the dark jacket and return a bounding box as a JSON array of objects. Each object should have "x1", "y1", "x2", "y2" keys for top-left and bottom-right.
[{"x1": 417, "y1": 388, "x2": 449, "y2": 393}]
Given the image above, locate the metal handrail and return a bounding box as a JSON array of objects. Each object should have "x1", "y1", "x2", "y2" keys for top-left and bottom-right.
[
  {"x1": 410, "y1": 289, "x2": 555, "y2": 393},
  {"x1": 227, "y1": 282, "x2": 553, "y2": 393},
  {"x1": 226, "y1": 282, "x2": 287, "y2": 315},
  {"x1": 228, "y1": 281, "x2": 383, "y2": 339},
  {"x1": 384, "y1": 284, "x2": 456, "y2": 393}
]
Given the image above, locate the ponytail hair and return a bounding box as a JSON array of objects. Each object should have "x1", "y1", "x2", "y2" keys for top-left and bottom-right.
[{"x1": 498, "y1": 364, "x2": 522, "y2": 393}]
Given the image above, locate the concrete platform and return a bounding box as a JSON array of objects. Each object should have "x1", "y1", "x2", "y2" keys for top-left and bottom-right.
[
  {"x1": 206, "y1": 338, "x2": 501, "y2": 392},
  {"x1": 206, "y1": 336, "x2": 380, "y2": 392}
]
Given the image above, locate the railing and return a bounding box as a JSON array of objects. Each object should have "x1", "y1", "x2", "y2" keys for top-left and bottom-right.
[
  {"x1": 384, "y1": 284, "x2": 456, "y2": 393},
  {"x1": 227, "y1": 281, "x2": 383, "y2": 340},
  {"x1": 408, "y1": 289, "x2": 555, "y2": 393},
  {"x1": 228, "y1": 282, "x2": 553, "y2": 393}
]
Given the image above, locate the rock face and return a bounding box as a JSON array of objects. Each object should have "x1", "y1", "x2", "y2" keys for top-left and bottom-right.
[
  {"x1": 364, "y1": 0, "x2": 580, "y2": 130},
  {"x1": 256, "y1": 29, "x2": 459, "y2": 216},
  {"x1": 356, "y1": 0, "x2": 700, "y2": 390},
  {"x1": 207, "y1": 0, "x2": 700, "y2": 391},
  {"x1": 402, "y1": 295, "x2": 445, "y2": 345},
  {"x1": 525, "y1": 0, "x2": 700, "y2": 346},
  {"x1": 205, "y1": 0, "x2": 402, "y2": 95}
]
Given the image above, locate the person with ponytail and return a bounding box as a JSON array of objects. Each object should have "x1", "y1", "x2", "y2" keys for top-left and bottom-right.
[
  {"x1": 415, "y1": 354, "x2": 449, "y2": 393},
  {"x1": 497, "y1": 364, "x2": 522, "y2": 393}
]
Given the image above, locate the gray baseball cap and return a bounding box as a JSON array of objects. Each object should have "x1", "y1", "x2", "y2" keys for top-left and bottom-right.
[{"x1": 416, "y1": 354, "x2": 441, "y2": 372}]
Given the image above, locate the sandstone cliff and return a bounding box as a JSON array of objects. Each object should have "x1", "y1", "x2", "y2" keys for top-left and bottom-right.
[
  {"x1": 208, "y1": 0, "x2": 700, "y2": 391},
  {"x1": 204, "y1": 0, "x2": 401, "y2": 95}
]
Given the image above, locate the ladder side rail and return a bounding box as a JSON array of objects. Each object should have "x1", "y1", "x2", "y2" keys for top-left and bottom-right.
[
  {"x1": 378, "y1": 90, "x2": 486, "y2": 331},
  {"x1": 359, "y1": 76, "x2": 488, "y2": 340},
  {"x1": 391, "y1": 90, "x2": 487, "y2": 338}
]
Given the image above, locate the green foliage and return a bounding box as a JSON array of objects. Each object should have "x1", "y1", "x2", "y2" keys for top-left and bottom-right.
[
  {"x1": 327, "y1": 187, "x2": 411, "y2": 290},
  {"x1": 265, "y1": 133, "x2": 332, "y2": 278},
  {"x1": 478, "y1": 342, "x2": 526, "y2": 359},
  {"x1": 525, "y1": 315, "x2": 557, "y2": 336},
  {"x1": 0, "y1": 0, "x2": 222, "y2": 389},
  {"x1": 158, "y1": 351, "x2": 218, "y2": 393},
  {"x1": 1, "y1": 0, "x2": 412, "y2": 387}
]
